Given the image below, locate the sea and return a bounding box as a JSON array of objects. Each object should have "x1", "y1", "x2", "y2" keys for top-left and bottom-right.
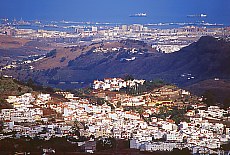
[
  {"x1": 1, "y1": 0, "x2": 230, "y2": 31},
  {"x1": 9, "y1": 15, "x2": 230, "y2": 34},
  {"x1": 0, "y1": 0, "x2": 230, "y2": 32}
]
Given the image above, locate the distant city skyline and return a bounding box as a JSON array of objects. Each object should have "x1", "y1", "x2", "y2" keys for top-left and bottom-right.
[{"x1": 0, "y1": 0, "x2": 230, "y2": 24}]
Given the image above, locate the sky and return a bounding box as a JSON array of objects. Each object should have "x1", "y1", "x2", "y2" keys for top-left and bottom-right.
[{"x1": 0, "y1": 0, "x2": 230, "y2": 24}]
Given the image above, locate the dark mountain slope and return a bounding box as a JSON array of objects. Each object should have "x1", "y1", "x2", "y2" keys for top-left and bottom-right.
[
  {"x1": 186, "y1": 79, "x2": 230, "y2": 104},
  {"x1": 67, "y1": 36, "x2": 230, "y2": 86}
]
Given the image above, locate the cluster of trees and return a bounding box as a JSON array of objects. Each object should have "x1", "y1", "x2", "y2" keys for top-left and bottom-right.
[
  {"x1": 151, "y1": 106, "x2": 189, "y2": 124},
  {"x1": 26, "y1": 78, "x2": 54, "y2": 93},
  {"x1": 120, "y1": 39, "x2": 147, "y2": 47},
  {"x1": 120, "y1": 78, "x2": 166, "y2": 95},
  {"x1": 46, "y1": 49, "x2": 57, "y2": 58},
  {"x1": 59, "y1": 57, "x2": 66, "y2": 62}
]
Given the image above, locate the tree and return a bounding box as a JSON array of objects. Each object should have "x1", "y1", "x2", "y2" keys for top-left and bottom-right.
[
  {"x1": 46, "y1": 49, "x2": 57, "y2": 58},
  {"x1": 0, "y1": 98, "x2": 6, "y2": 104},
  {"x1": 60, "y1": 57, "x2": 66, "y2": 62},
  {"x1": 116, "y1": 101, "x2": 121, "y2": 108},
  {"x1": 97, "y1": 98, "x2": 105, "y2": 105},
  {"x1": 142, "y1": 79, "x2": 166, "y2": 91},
  {"x1": 136, "y1": 106, "x2": 144, "y2": 115},
  {"x1": 17, "y1": 87, "x2": 22, "y2": 92}
]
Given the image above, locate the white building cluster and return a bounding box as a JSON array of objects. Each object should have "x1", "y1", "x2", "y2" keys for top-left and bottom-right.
[
  {"x1": 1, "y1": 93, "x2": 43, "y2": 123},
  {"x1": 0, "y1": 79, "x2": 230, "y2": 153},
  {"x1": 93, "y1": 78, "x2": 145, "y2": 91}
]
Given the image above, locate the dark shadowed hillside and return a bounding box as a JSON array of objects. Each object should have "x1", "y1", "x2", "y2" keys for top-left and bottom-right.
[
  {"x1": 186, "y1": 79, "x2": 230, "y2": 105},
  {"x1": 42, "y1": 36, "x2": 230, "y2": 85}
]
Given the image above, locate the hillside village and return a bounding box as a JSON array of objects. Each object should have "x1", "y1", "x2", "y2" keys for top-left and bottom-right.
[{"x1": 0, "y1": 77, "x2": 230, "y2": 154}]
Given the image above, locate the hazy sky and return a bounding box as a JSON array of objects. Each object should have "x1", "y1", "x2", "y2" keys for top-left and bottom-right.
[{"x1": 1, "y1": 0, "x2": 230, "y2": 24}]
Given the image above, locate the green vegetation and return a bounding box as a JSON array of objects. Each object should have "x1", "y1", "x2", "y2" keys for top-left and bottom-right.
[
  {"x1": 67, "y1": 59, "x2": 75, "y2": 66},
  {"x1": 134, "y1": 105, "x2": 144, "y2": 115},
  {"x1": 0, "y1": 97, "x2": 6, "y2": 104},
  {"x1": 71, "y1": 87, "x2": 92, "y2": 96},
  {"x1": 151, "y1": 106, "x2": 189, "y2": 124},
  {"x1": 0, "y1": 76, "x2": 59, "y2": 109},
  {"x1": 60, "y1": 57, "x2": 66, "y2": 62},
  {"x1": 26, "y1": 78, "x2": 54, "y2": 93},
  {"x1": 123, "y1": 83, "x2": 146, "y2": 95},
  {"x1": 0, "y1": 76, "x2": 33, "y2": 109},
  {"x1": 96, "y1": 98, "x2": 106, "y2": 105},
  {"x1": 0, "y1": 77, "x2": 31, "y2": 95},
  {"x1": 46, "y1": 49, "x2": 57, "y2": 58},
  {"x1": 143, "y1": 79, "x2": 166, "y2": 91},
  {"x1": 120, "y1": 79, "x2": 166, "y2": 95}
]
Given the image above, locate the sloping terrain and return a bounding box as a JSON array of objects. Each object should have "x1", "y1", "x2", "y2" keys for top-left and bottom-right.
[
  {"x1": 33, "y1": 39, "x2": 155, "y2": 70},
  {"x1": 0, "y1": 35, "x2": 51, "y2": 67},
  {"x1": 0, "y1": 35, "x2": 29, "y2": 49},
  {"x1": 2, "y1": 36, "x2": 230, "y2": 96},
  {"x1": 35, "y1": 36, "x2": 230, "y2": 85},
  {"x1": 186, "y1": 79, "x2": 230, "y2": 104},
  {"x1": 0, "y1": 77, "x2": 32, "y2": 98},
  {"x1": 0, "y1": 77, "x2": 32, "y2": 109}
]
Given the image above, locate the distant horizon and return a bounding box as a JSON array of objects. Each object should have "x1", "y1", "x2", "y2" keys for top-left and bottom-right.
[
  {"x1": 1, "y1": 0, "x2": 230, "y2": 25},
  {"x1": 2, "y1": 16, "x2": 230, "y2": 27}
]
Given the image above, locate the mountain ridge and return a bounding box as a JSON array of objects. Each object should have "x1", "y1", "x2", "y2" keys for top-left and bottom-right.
[{"x1": 2, "y1": 36, "x2": 230, "y2": 92}]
